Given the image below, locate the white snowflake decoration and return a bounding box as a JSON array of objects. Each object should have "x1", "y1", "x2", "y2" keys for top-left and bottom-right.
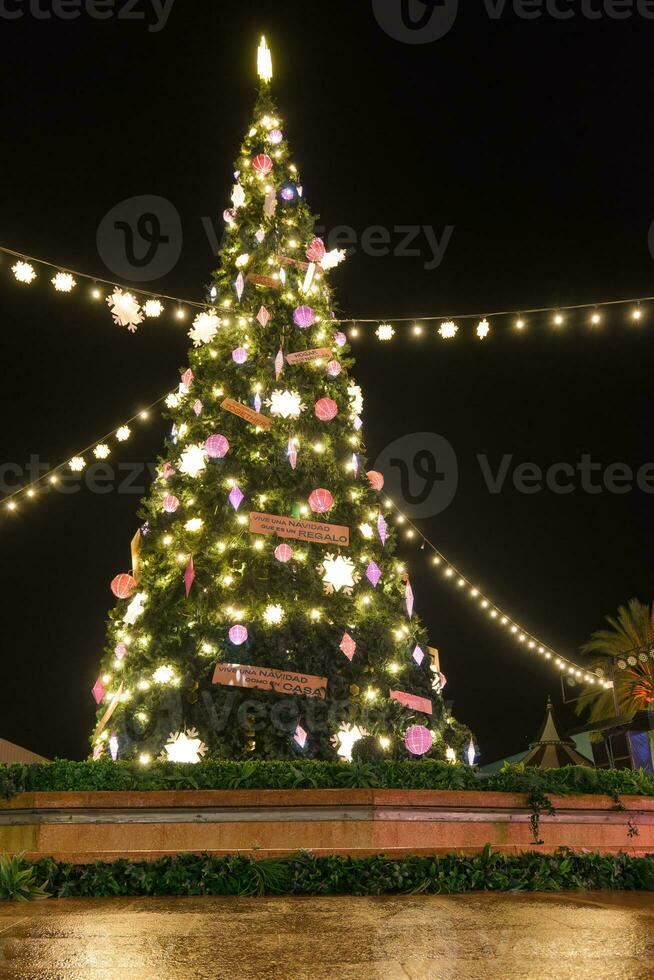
[
  {"x1": 94, "y1": 444, "x2": 110, "y2": 460},
  {"x1": 439, "y1": 320, "x2": 458, "y2": 340},
  {"x1": 376, "y1": 323, "x2": 394, "y2": 341},
  {"x1": 178, "y1": 445, "x2": 207, "y2": 478},
  {"x1": 331, "y1": 723, "x2": 368, "y2": 762},
  {"x1": 144, "y1": 299, "x2": 164, "y2": 318},
  {"x1": 69, "y1": 456, "x2": 86, "y2": 472},
  {"x1": 320, "y1": 248, "x2": 347, "y2": 271},
  {"x1": 51, "y1": 272, "x2": 76, "y2": 292},
  {"x1": 165, "y1": 393, "x2": 180, "y2": 408},
  {"x1": 231, "y1": 183, "x2": 246, "y2": 209},
  {"x1": 123, "y1": 592, "x2": 147, "y2": 626},
  {"x1": 347, "y1": 384, "x2": 364, "y2": 417},
  {"x1": 266, "y1": 389, "x2": 306, "y2": 419},
  {"x1": 164, "y1": 729, "x2": 207, "y2": 764},
  {"x1": 115, "y1": 426, "x2": 131, "y2": 442},
  {"x1": 476, "y1": 318, "x2": 490, "y2": 340},
  {"x1": 106, "y1": 288, "x2": 144, "y2": 332},
  {"x1": 320, "y1": 554, "x2": 359, "y2": 595},
  {"x1": 12, "y1": 261, "x2": 36, "y2": 284},
  {"x1": 189, "y1": 310, "x2": 220, "y2": 347},
  {"x1": 153, "y1": 665, "x2": 176, "y2": 684},
  {"x1": 235, "y1": 253, "x2": 250, "y2": 268},
  {"x1": 184, "y1": 518, "x2": 203, "y2": 533},
  {"x1": 263, "y1": 604, "x2": 285, "y2": 625}
]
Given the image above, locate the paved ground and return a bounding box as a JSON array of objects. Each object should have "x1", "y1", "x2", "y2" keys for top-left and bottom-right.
[{"x1": 0, "y1": 892, "x2": 653, "y2": 979}]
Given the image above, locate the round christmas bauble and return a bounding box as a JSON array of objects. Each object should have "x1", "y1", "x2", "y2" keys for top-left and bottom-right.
[
  {"x1": 274, "y1": 544, "x2": 293, "y2": 563},
  {"x1": 114, "y1": 642, "x2": 128, "y2": 660},
  {"x1": 404, "y1": 726, "x2": 433, "y2": 757},
  {"x1": 314, "y1": 397, "x2": 338, "y2": 421},
  {"x1": 232, "y1": 347, "x2": 248, "y2": 364},
  {"x1": 334, "y1": 332, "x2": 347, "y2": 347},
  {"x1": 162, "y1": 495, "x2": 180, "y2": 514},
  {"x1": 308, "y1": 488, "x2": 334, "y2": 514},
  {"x1": 280, "y1": 183, "x2": 296, "y2": 202},
  {"x1": 306, "y1": 238, "x2": 326, "y2": 263},
  {"x1": 268, "y1": 129, "x2": 283, "y2": 145},
  {"x1": 205, "y1": 434, "x2": 229, "y2": 459},
  {"x1": 326, "y1": 360, "x2": 342, "y2": 377},
  {"x1": 229, "y1": 624, "x2": 248, "y2": 646},
  {"x1": 252, "y1": 153, "x2": 273, "y2": 175},
  {"x1": 223, "y1": 208, "x2": 237, "y2": 224},
  {"x1": 366, "y1": 470, "x2": 385, "y2": 492},
  {"x1": 293, "y1": 305, "x2": 315, "y2": 328},
  {"x1": 111, "y1": 573, "x2": 137, "y2": 599}
]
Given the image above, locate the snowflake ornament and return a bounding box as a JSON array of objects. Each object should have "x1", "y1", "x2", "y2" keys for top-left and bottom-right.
[
  {"x1": 231, "y1": 184, "x2": 246, "y2": 209},
  {"x1": 439, "y1": 320, "x2": 458, "y2": 340},
  {"x1": 115, "y1": 426, "x2": 131, "y2": 442},
  {"x1": 331, "y1": 723, "x2": 368, "y2": 762},
  {"x1": 144, "y1": 299, "x2": 164, "y2": 318},
  {"x1": 347, "y1": 384, "x2": 364, "y2": 416},
  {"x1": 189, "y1": 310, "x2": 220, "y2": 347},
  {"x1": 163, "y1": 729, "x2": 207, "y2": 764},
  {"x1": 69, "y1": 456, "x2": 86, "y2": 472},
  {"x1": 12, "y1": 261, "x2": 36, "y2": 284},
  {"x1": 178, "y1": 445, "x2": 207, "y2": 478},
  {"x1": 106, "y1": 288, "x2": 144, "y2": 332},
  {"x1": 266, "y1": 389, "x2": 306, "y2": 419},
  {"x1": 320, "y1": 248, "x2": 347, "y2": 271},
  {"x1": 123, "y1": 591, "x2": 147, "y2": 626},
  {"x1": 51, "y1": 272, "x2": 76, "y2": 292},
  {"x1": 320, "y1": 554, "x2": 359, "y2": 595}
]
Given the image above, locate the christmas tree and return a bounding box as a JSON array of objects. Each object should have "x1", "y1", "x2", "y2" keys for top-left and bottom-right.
[{"x1": 92, "y1": 38, "x2": 471, "y2": 766}]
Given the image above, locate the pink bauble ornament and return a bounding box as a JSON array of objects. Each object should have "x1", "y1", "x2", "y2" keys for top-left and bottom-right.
[
  {"x1": 114, "y1": 642, "x2": 128, "y2": 661},
  {"x1": 334, "y1": 332, "x2": 347, "y2": 347},
  {"x1": 229, "y1": 624, "x2": 248, "y2": 646},
  {"x1": 326, "y1": 360, "x2": 342, "y2": 377},
  {"x1": 163, "y1": 495, "x2": 180, "y2": 513},
  {"x1": 232, "y1": 347, "x2": 248, "y2": 364},
  {"x1": 293, "y1": 305, "x2": 315, "y2": 328},
  {"x1": 405, "y1": 726, "x2": 433, "y2": 757},
  {"x1": 366, "y1": 470, "x2": 385, "y2": 492},
  {"x1": 252, "y1": 153, "x2": 273, "y2": 175},
  {"x1": 314, "y1": 397, "x2": 338, "y2": 421},
  {"x1": 181, "y1": 368, "x2": 194, "y2": 388},
  {"x1": 193, "y1": 399, "x2": 203, "y2": 416},
  {"x1": 308, "y1": 488, "x2": 334, "y2": 514},
  {"x1": 306, "y1": 238, "x2": 326, "y2": 263},
  {"x1": 223, "y1": 208, "x2": 237, "y2": 224},
  {"x1": 111, "y1": 573, "x2": 137, "y2": 599},
  {"x1": 269, "y1": 129, "x2": 283, "y2": 145},
  {"x1": 205, "y1": 434, "x2": 229, "y2": 459},
  {"x1": 275, "y1": 543, "x2": 293, "y2": 563}
]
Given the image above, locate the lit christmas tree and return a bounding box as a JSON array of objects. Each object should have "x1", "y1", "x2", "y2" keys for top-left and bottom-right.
[{"x1": 91, "y1": 38, "x2": 471, "y2": 765}]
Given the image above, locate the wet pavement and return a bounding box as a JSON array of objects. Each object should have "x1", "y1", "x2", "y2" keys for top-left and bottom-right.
[{"x1": 0, "y1": 892, "x2": 653, "y2": 979}]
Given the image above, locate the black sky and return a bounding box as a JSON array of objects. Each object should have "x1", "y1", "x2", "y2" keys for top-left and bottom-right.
[{"x1": 1, "y1": 0, "x2": 653, "y2": 763}]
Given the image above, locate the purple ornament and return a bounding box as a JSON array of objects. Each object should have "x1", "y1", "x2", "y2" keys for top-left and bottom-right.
[
  {"x1": 269, "y1": 129, "x2": 283, "y2": 145},
  {"x1": 184, "y1": 556, "x2": 195, "y2": 597},
  {"x1": 366, "y1": 561, "x2": 381, "y2": 588},
  {"x1": 228, "y1": 485, "x2": 244, "y2": 511},
  {"x1": 353, "y1": 416, "x2": 363, "y2": 431},
  {"x1": 334, "y1": 332, "x2": 347, "y2": 347},
  {"x1": 405, "y1": 726, "x2": 433, "y2": 757},
  {"x1": 406, "y1": 581, "x2": 414, "y2": 619},
  {"x1": 294, "y1": 724, "x2": 307, "y2": 748},
  {"x1": 377, "y1": 512, "x2": 388, "y2": 546},
  {"x1": 114, "y1": 642, "x2": 127, "y2": 661},
  {"x1": 254, "y1": 393, "x2": 262, "y2": 413},
  {"x1": 109, "y1": 733, "x2": 119, "y2": 761},
  {"x1": 229, "y1": 624, "x2": 248, "y2": 646},
  {"x1": 280, "y1": 184, "x2": 296, "y2": 201},
  {"x1": 412, "y1": 645, "x2": 425, "y2": 666},
  {"x1": 293, "y1": 305, "x2": 315, "y2": 328},
  {"x1": 193, "y1": 399, "x2": 203, "y2": 416},
  {"x1": 232, "y1": 347, "x2": 248, "y2": 364},
  {"x1": 235, "y1": 273, "x2": 245, "y2": 301},
  {"x1": 205, "y1": 434, "x2": 229, "y2": 459}
]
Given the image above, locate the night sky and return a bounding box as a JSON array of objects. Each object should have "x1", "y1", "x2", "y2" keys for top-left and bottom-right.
[{"x1": 1, "y1": 1, "x2": 653, "y2": 764}]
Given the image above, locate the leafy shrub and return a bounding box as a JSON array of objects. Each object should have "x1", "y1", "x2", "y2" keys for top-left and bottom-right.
[{"x1": 0, "y1": 854, "x2": 50, "y2": 902}]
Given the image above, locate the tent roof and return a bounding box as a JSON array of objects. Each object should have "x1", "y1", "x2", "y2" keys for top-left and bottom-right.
[
  {"x1": 522, "y1": 698, "x2": 593, "y2": 769},
  {"x1": 0, "y1": 738, "x2": 48, "y2": 764}
]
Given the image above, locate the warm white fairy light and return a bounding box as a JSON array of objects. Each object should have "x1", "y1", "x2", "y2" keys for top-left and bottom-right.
[{"x1": 439, "y1": 320, "x2": 458, "y2": 340}]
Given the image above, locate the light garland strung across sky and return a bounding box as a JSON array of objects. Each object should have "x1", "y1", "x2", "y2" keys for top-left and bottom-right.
[
  {"x1": 2, "y1": 244, "x2": 653, "y2": 344},
  {"x1": 0, "y1": 394, "x2": 168, "y2": 516},
  {"x1": 384, "y1": 498, "x2": 613, "y2": 690}
]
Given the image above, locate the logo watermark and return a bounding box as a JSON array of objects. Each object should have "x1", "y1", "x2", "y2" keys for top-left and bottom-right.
[{"x1": 0, "y1": 0, "x2": 175, "y2": 30}]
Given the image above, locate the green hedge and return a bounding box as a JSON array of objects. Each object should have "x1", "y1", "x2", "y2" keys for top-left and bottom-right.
[
  {"x1": 1, "y1": 759, "x2": 654, "y2": 800},
  {"x1": 14, "y1": 848, "x2": 654, "y2": 898}
]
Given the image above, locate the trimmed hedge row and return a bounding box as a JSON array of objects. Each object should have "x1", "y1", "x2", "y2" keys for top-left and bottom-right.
[
  {"x1": 19, "y1": 848, "x2": 654, "y2": 898},
  {"x1": 2, "y1": 758, "x2": 654, "y2": 799}
]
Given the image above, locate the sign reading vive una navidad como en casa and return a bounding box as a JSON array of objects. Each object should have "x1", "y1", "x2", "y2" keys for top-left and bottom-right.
[{"x1": 212, "y1": 663, "x2": 328, "y2": 700}]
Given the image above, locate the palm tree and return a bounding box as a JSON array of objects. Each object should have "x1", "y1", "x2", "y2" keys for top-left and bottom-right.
[{"x1": 577, "y1": 598, "x2": 654, "y2": 723}]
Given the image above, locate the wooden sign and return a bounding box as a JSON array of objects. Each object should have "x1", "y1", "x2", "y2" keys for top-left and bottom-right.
[
  {"x1": 246, "y1": 273, "x2": 280, "y2": 289},
  {"x1": 286, "y1": 348, "x2": 331, "y2": 365},
  {"x1": 221, "y1": 398, "x2": 272, "y2": 430},
  {"x1": 390, "y1": 690, "x2": 433, "y2": 716},
  {"x1": 213, "y1": 663, "x2": 327, "y2": 700},
  {"x1": 249, "y1": 511, "x2": 349, "y2": 546},
  {"x1": 130, "y1": 529, "x2": 142, "y2": 583},
  {"x1": 277, "y1": 255, "x2": 324, "y2": 278},
  {"x1": 427, "y1": 647, "x2": 440, "y2": 673}
]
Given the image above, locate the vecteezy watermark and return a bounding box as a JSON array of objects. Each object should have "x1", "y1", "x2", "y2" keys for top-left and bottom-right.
[
  {"x1": 374, "y1": 434, "x2": 654, "y2": 517},
  {"x1": 374, "y1": 433, "x2": 459, "y2": 518},
  {"x1": 0, "y1": 0, "x2": 176, "y2": 31},
  {"x1": 372, "y1": 0, "x2": 654, "y2": 43},
  {"x1": 0, "y1": 458, "x2": 159, "y2": 496},
  {"x1": 97, "y1": 195, "x2": 183, "y2": 282}
]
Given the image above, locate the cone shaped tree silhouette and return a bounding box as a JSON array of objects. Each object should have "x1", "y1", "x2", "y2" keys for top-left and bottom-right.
[{"x1": 92, "y1": 41, "x2": 470, "y2": 764}]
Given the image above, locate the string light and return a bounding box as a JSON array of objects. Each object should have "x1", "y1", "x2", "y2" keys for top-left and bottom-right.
[{"x1": 385, "y1": 499, "x2": 612, "y2": 689}]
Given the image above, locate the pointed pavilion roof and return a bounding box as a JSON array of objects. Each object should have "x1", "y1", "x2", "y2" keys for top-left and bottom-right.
[
  {"x1": 0, "y1": 737, "x2": 47, "y2": 764},
  {"x1": 522, "y1": 698, "x2": 593, "y2": 768}
]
